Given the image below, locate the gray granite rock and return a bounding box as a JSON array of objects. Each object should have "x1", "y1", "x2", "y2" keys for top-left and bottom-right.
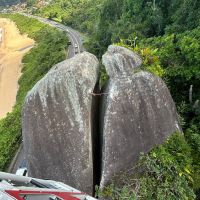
[
  {"x1": 100, "y1": 45, "x2": 182, "y2": 188},
  {"x1": 102, "y1": 45, "x2": 142, "y2": 78},
  {"x1": 22, "y1": 52, "x2": 99, "y2": 195}
]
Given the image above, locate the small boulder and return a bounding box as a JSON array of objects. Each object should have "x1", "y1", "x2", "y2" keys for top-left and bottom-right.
[{"x1": 102, "y1": 45, "x2": 142, "y2": 78}]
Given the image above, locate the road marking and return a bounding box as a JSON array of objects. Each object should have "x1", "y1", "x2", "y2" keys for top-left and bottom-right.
[
  {"x1": 57, "y1": 25, "x2": 81, "y2": 54},
  {"x1": 20, "y1": 14, "x2": 82, "y2": 57}
]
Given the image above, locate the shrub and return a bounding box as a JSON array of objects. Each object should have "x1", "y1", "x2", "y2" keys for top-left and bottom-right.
[
  {"x1": 115, "y1": 41, "x2": 164, "y2": 77},
  {"x1": 98, "y1": 133, "x2": 196, "y2": 200}
]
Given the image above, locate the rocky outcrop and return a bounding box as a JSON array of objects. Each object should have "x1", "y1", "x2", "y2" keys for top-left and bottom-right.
[
  {"x1": 102, "y1": 45, "x2": 142, "y2": 78},
  {"x1": 22, "y1": 52, "x2": 99, "y2": 195},
  {"x1": 22, "y1": 45, "x2": 182, "y2": 193},
  {"x1": 100, "y1": 45, "x2": 182, "y2": 187}
]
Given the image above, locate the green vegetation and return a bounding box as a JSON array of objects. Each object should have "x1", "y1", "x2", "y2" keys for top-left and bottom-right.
[
  {"x1": 0, "y1": 13, "x2": 68, "y2": 170},
  {"x1": 26, "y1": 0, "x2": 37, "y2": 7},
  {"x1": 139, "y1": 28, "x2": 200, "y2": 105},
  {"x1": 35, "y1": 0, "x2": 102, "y2": 34},
  {"x1": 115, "y1": 41, "x2": 164, "y2": 77},
  {"x1": 88, "y1": 0, "x2": 200, "y2": 56},
  {"x1": 97, "y1": 133, "x2": 196, "y2": 199},
  {"x1": 137, "y1": 29, "x2": 200, "y2": 195},
  {"x1": 0, "y1": 0, "x2": 198, "y2": 198},
  {"x1": 109, "y1": 33, "x2": 200, "y2": 200},
  {"x1": 0, "y1": 0, "x2": 20, "y2": 6}
]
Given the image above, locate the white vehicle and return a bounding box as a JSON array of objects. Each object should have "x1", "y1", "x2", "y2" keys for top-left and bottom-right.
[
  {"x1": 15, "y1": 160, "x2": 28, "y2": 177},
  {"x1": 15, "y1": 167, "x2": 28, "y2": 177},
  {"x1": 74, "y1": 44, "x2": 78, "y2": 48}
]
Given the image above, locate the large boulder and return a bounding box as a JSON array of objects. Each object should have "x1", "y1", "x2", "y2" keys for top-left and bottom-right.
[
  {"x1": 100, "y1": 45, "x2": 182, "y2": 187},
  {"x1": 22, "y1": 52, "x2": 99, "y2": 195}
]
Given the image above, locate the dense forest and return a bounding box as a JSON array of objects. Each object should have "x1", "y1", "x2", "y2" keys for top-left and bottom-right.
[{"x1": 36, "y1": 0, "x2": 200, "y2": 199}]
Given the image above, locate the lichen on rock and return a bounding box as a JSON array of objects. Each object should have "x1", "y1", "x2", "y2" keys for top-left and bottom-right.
[
  {"x1": 102, "y1": 45, "x2": 142, "y2": 78},
  {"x1": 100, "y1": 45, "x2": 182, "y2": 188},
  {"x1": 22, "y1": 52, "x2": 99, "y2": 195}
]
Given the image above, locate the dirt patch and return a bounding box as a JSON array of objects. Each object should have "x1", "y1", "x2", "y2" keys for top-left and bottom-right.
[{"x1": 0, "y1": 18, "x2": 34, "y2": 119}]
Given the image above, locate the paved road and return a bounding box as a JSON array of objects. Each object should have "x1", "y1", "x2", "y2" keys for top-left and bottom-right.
[
  {"x1": 8, "y1": 145, "x2": 26, "y2": 173},
  {"x1": 18, "y1": 44, "x2": 35, "y2": 51},
  {"x1": 9, "y1": 14, "x2": 85, "y2": 174},
  {"x1": 22, "y1": 14, "x2": 84, "y2": 58}
]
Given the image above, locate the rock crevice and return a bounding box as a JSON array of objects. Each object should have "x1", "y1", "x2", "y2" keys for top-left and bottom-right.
[{"x1": 22, "y1": 46, "x2": 182, "y2": 194}]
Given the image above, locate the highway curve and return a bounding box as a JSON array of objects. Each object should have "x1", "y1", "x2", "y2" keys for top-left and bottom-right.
[{"x1": 22, "y1": 13, "x2": 85, "y2": 58}]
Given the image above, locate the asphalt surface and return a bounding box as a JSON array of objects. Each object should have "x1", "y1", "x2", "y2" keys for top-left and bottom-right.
[
  {"x1": 8, "y1": 144, "x2": 26, "y2": 173},
  {"x1": 22, "y1": 14, "x2": 84, "y2": 58},
  {"x1": 9, "y1": 14, "x2": 85, "y2": 174}
]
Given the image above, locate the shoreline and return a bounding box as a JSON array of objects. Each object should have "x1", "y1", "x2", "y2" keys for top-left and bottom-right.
[{"x1": 0, "y1": 18, "x2": 34, "y2": 119}]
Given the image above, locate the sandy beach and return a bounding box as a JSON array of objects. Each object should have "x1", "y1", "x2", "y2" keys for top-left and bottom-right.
[{"x1": 0, "y1": 18, "x2": 34, "y2": 119}]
